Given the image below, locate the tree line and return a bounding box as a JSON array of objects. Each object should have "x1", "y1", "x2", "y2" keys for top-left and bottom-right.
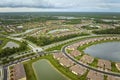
[
  {"x1": 26, "y1": 33, "x2": 89, "y2": 46},
  {"x1": 92, "y1": 27, "x2": 120, "y2": 34},
  {"x1": 0, "y1": 41, "x2": 27, "y2": 58}
]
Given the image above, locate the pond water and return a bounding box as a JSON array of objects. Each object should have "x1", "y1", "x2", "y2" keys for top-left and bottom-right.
[
  {"x1": 84, "y1": 42, "x2": 120, "y2": 62},
  {"x1": 33, "y1": 59, "x2": 68, "y2": 80}
]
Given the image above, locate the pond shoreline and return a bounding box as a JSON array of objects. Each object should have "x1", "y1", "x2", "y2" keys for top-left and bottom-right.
[
  {"x1": 32, "y1": 59, "x2": 69, "y2": 80},
  {"x1": 78, "y1": 38, "x2": 120, "y2": 62}
]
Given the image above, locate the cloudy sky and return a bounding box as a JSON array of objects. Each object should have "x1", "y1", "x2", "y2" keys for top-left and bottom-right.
[{"x1": 0, "y1": 0, "x2": 120, "y2": 12}]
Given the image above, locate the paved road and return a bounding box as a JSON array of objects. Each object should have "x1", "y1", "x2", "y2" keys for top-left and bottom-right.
[
  {"x1": 61, "y1": 44, "x2": 120, "y2": 77},
  {"x1": 0, "y1": 34, "x2": 49, "y2": 80},
  {"x1": 0, "y1": 35, "x2": 103, "y2": 80},
  {"x1": 6, "y1": 35, "x2": 43, "y2": 53},
  {"x1": 2, "y1": 51, "x2": 49, "y2": 80},
  {"x1": 42, "y1": 34, "x2": 100, "y2": 50},
  {"x1": 2, "y1": 33, "x2": 120, "y2": 80},
  {"x1": 3, "y1": 67, "x2": 7, "y2": 80}
]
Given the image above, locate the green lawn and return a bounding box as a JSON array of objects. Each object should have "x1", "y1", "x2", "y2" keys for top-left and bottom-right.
[
  {"x1": 111, "y1": 62, "x2": 120, "y2": 73},
  {"x1": 24, "y1": 59, "x2": 37, "y2": 80},
  {"x1": 75, "y1": 54, "x2": 83, "y2": 60},
  {"x1": 66, "y1": 49, "x2": 73, "y2": 54},
  {"x1": 45, "y1": 43, "x2": 66, "y2": 51},
  {"x1": 90, "y1": 58, "x2": 98, "y2": 67}
]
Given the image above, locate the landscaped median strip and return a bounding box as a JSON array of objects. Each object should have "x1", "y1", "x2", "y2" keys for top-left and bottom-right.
[
  {"x1": 44, "y1": 35, "x2": 103, "y2": 51},
  {"x1": 44, "y1": 34, "x2": 120, "y2": 51}
]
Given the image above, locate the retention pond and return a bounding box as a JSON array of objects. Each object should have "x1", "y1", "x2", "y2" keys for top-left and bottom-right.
[
  {"x1": 84, "y1": 42, "x2": 120, "y2": 62},
  {"x1": 33, "y1": 59, "x2": 68, "y2": 80}
]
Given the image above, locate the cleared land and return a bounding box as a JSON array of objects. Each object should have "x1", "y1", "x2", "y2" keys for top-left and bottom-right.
[
  {"x1": 33, "y1": 59, "x2": 68, "y2": 80},
  {"x1": 3, "y1": 41, "x2": 19, "y2": 49}
]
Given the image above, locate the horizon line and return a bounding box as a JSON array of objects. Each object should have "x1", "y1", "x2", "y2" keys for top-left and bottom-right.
[{"x1": 0, "y1": 11, "x2": 120, "y2": 13}]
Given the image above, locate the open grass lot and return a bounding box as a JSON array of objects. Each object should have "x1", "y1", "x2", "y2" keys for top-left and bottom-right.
[
  {"x1": 33, "y1": 59, "x2": 68, "y2": 80},
  {"x1": 23, "y1": 54, "x2": 87, "y2": 80}
]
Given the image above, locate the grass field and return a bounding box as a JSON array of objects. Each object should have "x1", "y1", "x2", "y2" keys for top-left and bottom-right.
[{"x1": 33, "y1": 59, "x2": 68, "y2": 80}]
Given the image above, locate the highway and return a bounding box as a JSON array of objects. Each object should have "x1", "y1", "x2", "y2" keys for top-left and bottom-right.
[{"x1": 61, "y1": 44, "x2": 120, "y2": 77}]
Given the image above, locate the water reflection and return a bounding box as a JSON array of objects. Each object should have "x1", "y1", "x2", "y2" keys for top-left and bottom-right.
[{"x1": 84, "y1": 42, "x2": 120, "y2": 62}]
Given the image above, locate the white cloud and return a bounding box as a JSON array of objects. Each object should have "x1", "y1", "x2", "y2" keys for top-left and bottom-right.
[
  {"x1": 0, "y1": 0, "x2": 106, "y2": 8},
  {"x1": 0, "y1": 0, "x2": 120, "y2": 12}
]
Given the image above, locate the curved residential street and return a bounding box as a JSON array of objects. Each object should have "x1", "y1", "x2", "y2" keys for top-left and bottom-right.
[{"x1": 61, "y1": 45, "x2": 120, "y2": 77}]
